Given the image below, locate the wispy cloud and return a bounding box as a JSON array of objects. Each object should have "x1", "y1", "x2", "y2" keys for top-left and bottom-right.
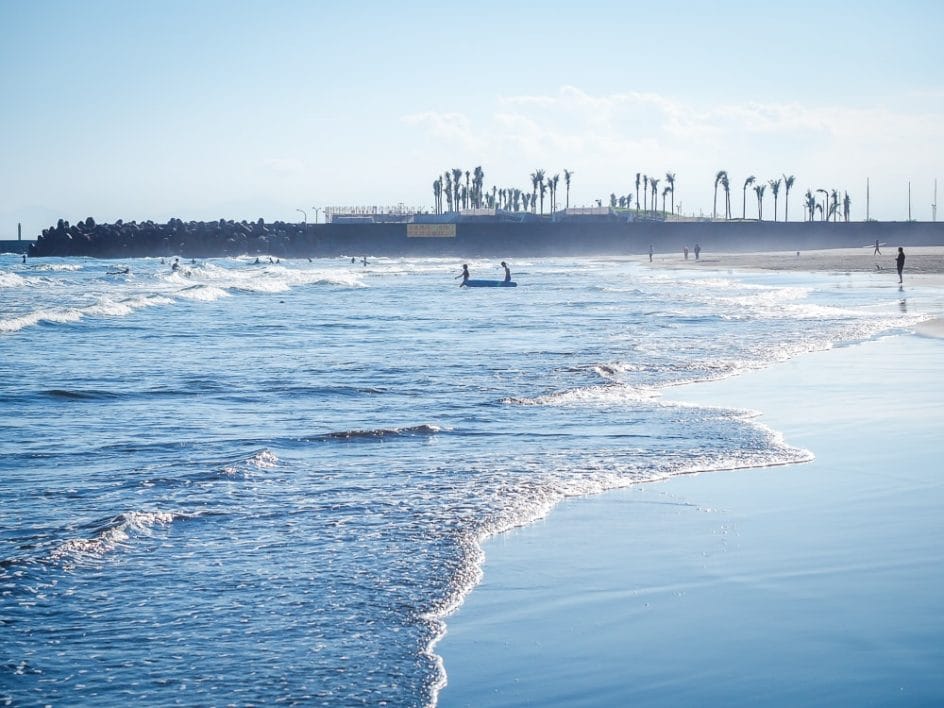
[{"x1": 401, "y1": 85, "x2": 944, "y2": 216}]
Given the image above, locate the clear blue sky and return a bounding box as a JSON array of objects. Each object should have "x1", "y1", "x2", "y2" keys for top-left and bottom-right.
[{"x1": 2, "y1": 0, "x2": 943, "y2": 236}]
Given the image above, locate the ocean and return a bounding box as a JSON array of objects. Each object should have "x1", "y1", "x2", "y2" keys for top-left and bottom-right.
[{"x1": 0, "y1": 253, "x2": 931, "y2": 706}]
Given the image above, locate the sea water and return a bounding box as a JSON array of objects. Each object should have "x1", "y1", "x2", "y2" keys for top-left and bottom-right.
[{"x1": 0, "y1": 253, "x2": 933, "y2": 706}]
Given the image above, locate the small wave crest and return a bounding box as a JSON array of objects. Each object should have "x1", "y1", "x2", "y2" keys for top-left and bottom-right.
[
  {"x1": 506, "y1": 384, "x2": 657, "y2": 407},
  {"x1": 49, "y1": 510, "x2": 188, "y2": 564},
  {"x1": 218, "y1": 448, "x2": 280, "y2": 476},
  {"x1": 304, "y1": 424, "x2": 444, "y2": 442}
]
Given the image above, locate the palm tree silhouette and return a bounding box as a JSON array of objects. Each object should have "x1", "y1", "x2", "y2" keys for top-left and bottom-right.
[
  {"x1": 564, "y1": 169, "x2": 574, "y2": 209},
  {"x1": 721, "y1": 173, "x2": 732, "y2": 219},
  {"x1": 666, "y1": 172, "x2": 676, "y2": 215},
  {"x1": 530, "y1": 170, "x2": 545, "y2": 213},
  {"x1": 433, "y1": 178, "x2": 442, "y2": 214},
  {"x1": 451, "y1": 169, "x2": 463, "y2": 212},
  {"x1": 643, "y1": 175, "x2": 649, "y2": 215},
  {"x1": 635, "y1": 173, "x2": 641, "y2": 214},
  {"x1": 661, "y1": 186, "x2": 671, "y2": 215},
  {"x1": 829, "y1": 189, "x2": 840, "y2": 222},
  {"x1": 444, "y1": 172, "x2": 454, "y2": 212},
  {"x1": 649, "y1": 177, "x2": 659, "y2": 212},
  {"x1": 782, "y1": 175, "x2": 796, "y2": 222},
  {"x1": 714, "y1": 170, "x2": 727, "y2": 219},
  {"x1": 742, "y1": 176, "x2": 756, "y2": 219},
  {"x1": 816, "y1": 189, "x2": 829, "y2": 221},
  {"x1": 769, "y1": 178, "x2": 782, "y2": 222},
  {"x1": 843, "y1": 192, "x2": 851, "y2": 222},
  {"x1": 551, "y1": 174, "x2": 560, "y2": 213},
  {"x1": 754, "y1": 183, "x2": 766, "y2": 220},
  {"x1": 539, "y1": 177, "x2": 548, "y2": 215},
  {"x1": 804, "y1": 189, "x2": 815, "y2": 222}
]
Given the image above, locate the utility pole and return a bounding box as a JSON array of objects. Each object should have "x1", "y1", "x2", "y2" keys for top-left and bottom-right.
[
  {"x1": 908, "y1": 181, "x2": 912, "y2": 221},
  {"x1": 866, "y1": 178, "x2": 870, "y2": 221}
]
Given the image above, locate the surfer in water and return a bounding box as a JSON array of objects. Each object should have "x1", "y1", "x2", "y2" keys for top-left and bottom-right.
[
  {"x1": 456, "y1": 264, "x2": 470, "y2": 287},
  {"x1": 501, "y1": 261, "x2": 511, "y2": 283}
]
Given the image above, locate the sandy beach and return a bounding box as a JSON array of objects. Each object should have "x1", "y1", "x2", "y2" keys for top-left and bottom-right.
[
  {"x1": 438, "y1": 250, "x2": 944, "y2": 706},
  {"x1": 647, "y1": 245, "x2": 944, "y2": 285}
]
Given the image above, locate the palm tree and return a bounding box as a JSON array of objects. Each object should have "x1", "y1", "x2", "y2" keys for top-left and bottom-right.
[
  {"x1": 754, "y1": 183, "x2": 766, "y2": 220},
  {"x1": 473, "y1": 166, "x2": 485, "y2": 208},
  {"x1": 768, "y1": 178, "x2": 782, "y2": 222},
  {"x1": 816, "y1": 189, "x2": 829, "y2": 221},
  {"x1": 432, "y1": 178, "x2": 442, "y2": 214},
  {"x1": 635, "y1": 173, "x2": 641, "y2": 214},
  {"x1": 843, "y1": 191, "x2": 851, "y2": 222},
  {"x1": 804, "y1": 189, "x2": 815, "y2": 222},
  {"x1": 666, "y1": 172, "x2": 676, "y2": 215},
  {"x1": 551, "y1": 174, "x2": 560, "y2": 213},
  {"x1": 742, "y1": 175, "x2": 756, "y2": 219},
  {"x1": 444, "y1": 172, "x2": 454, "y2": 212},
  {"x1": 782, "y1": 174, "x2": 795, "y2": 222},
  {"x1": 643, "y1": 174, "x2": 649, "y2": 215},
  {"x1": 539, "y1": 177, "x2": 548, "y2": 214},
  {"x1": 610, "y1": 193, "x2": 618, "y2": 208},
  {"x1": 530, "y1": 170, "x2": 545, "y2": 213},
  {"x1": 523, "y1": 193, "x2": 531, "y2": 212},
  {"x1": 564, "y1": 169, "x2": 574, "y2": 209},
  {"x1": 830, "y1": 189, "x2": 840, "y2": 222},
  {"x1": 451, "y1": 168, "x2": 463, "y2": 212},
  {"x1": 714, "y1": 170, "x2": 727, "y2": 219},
  {"x1": 649, "y1": 177, "x2": 660, "y2": 212},
  {"x1": 721, "y1": 173, "x2": 731, "y2": 219},
  {"x1": 661, "y1": 185, "x2": 670, "y2": 215}
]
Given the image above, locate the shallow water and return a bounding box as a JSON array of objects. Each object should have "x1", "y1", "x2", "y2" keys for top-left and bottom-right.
[{"x1": 0, "y1": 254, "x2": 933, "y2": 705}]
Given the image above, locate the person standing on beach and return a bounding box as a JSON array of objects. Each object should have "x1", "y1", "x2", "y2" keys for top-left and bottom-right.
[
  {"x1": 648, "y1": 244, "x2": 653, "y2": 262},
  {"x1": 896, "y1": 247, "x2": 905, "y2": 283},
  {"x1": 683, "y1": 246, "x2": 689, "y2": 260},
  {"x1": 694, "y1": 243, "x2": 701, "y2": 260},
  {"x1": 456, "y1": 264, "x2": 470, "y2": 287},
  {"x1": 874, "y1": 239, "x2": 882, "y2": 255}
]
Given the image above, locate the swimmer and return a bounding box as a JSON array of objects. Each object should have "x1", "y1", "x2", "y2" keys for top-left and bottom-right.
[{"x1": 171, "y1": 258, "x2": 180, "y2": 271}]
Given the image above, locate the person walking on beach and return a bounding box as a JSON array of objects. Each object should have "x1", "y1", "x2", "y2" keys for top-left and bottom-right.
[
  {"x1": 500, "y1": 261, "x2": 511, "y2": 283},
  {"x1": 896, "y1": 247, "x2": 905, "y2": 284},
  {"x1": 683, "y1": 246, "x2": 689, "y2": 260},
  {"x1": 648, "y1": 244, "x2": 653, "y2": 262},
  {"x1": 456, "y1": 264, "x2": 470, "y2": 287},
  {"x1": 874, "y1": 239, "x2": 882, "y2": 255},
  {"x1": 694, "y1": 243, "x2": 701, "y2": 260}
]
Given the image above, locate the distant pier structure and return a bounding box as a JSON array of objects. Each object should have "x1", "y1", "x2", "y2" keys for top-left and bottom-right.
[{"x1": 0, "y1": 222, "x2": 33, "y2": 254}]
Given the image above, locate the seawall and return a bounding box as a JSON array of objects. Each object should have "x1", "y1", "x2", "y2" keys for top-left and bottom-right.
[
  {"x1": 0, "y1": 240, "x2": 33, "y2": 255},
  {"x1": 26, "y1": 220, "x2": 944, "y2": 259}
]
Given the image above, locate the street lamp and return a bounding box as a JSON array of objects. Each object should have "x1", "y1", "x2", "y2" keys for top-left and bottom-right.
[
  {"x1": 296, "y1": 208, "x2": 308, "y2": 226},
  {"x1": 311, "y1": 206, "x2": 321, "y2": 224}
]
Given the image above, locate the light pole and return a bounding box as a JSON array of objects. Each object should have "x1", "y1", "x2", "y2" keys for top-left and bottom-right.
[
  {"x1": 296, "y1": 208, "x2": 308, "y2": 226},
  {"x1": 311, "y1": 206, "x2": 321, "y2": 224}
]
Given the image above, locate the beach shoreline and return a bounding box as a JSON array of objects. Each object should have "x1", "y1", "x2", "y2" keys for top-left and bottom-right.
[{"x1": 437, "y1": 256, "x2": 944, "y2": 706}]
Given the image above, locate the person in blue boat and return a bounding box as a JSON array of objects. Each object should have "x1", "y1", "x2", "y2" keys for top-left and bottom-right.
[
  {"x1": 501, "y1": 261, "x2": 511, "y2": 283},
  {"x1": 456, "y1": 264, "x2": 470, "y2": 286}
]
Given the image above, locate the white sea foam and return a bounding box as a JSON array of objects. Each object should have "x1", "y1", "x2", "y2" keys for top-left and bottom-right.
[{"x1": 49, "y1": 510, "x2": 181, "y2": 563}]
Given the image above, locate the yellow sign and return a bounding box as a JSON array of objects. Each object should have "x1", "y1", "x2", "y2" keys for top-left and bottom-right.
[{"x1": 407, "y1": 224, "x2": 456, "y2": 238}]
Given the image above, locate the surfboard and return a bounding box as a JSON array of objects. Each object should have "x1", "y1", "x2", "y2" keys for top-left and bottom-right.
[{"x1": 464, "y1": 279, "x2": 517, "y2": 287}]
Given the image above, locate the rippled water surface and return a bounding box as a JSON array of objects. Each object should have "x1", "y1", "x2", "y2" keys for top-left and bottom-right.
[{"x1": 0, "y1": 253, "x2": 931, "y2": 705}]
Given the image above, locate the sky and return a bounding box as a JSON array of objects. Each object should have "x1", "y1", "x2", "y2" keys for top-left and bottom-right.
[{"x1": 2, "y1": 0, "x2": 943, "y2": 238}]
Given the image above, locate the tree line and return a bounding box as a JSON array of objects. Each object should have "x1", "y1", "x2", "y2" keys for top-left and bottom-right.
[{"x1": 433, "y1": 166, "x2": 853, "y2": 222}]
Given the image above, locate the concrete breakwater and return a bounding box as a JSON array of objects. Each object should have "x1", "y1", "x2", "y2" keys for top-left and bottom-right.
[{"x1": 27, "y1": 217, "x2": 944, "y2": 259}]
